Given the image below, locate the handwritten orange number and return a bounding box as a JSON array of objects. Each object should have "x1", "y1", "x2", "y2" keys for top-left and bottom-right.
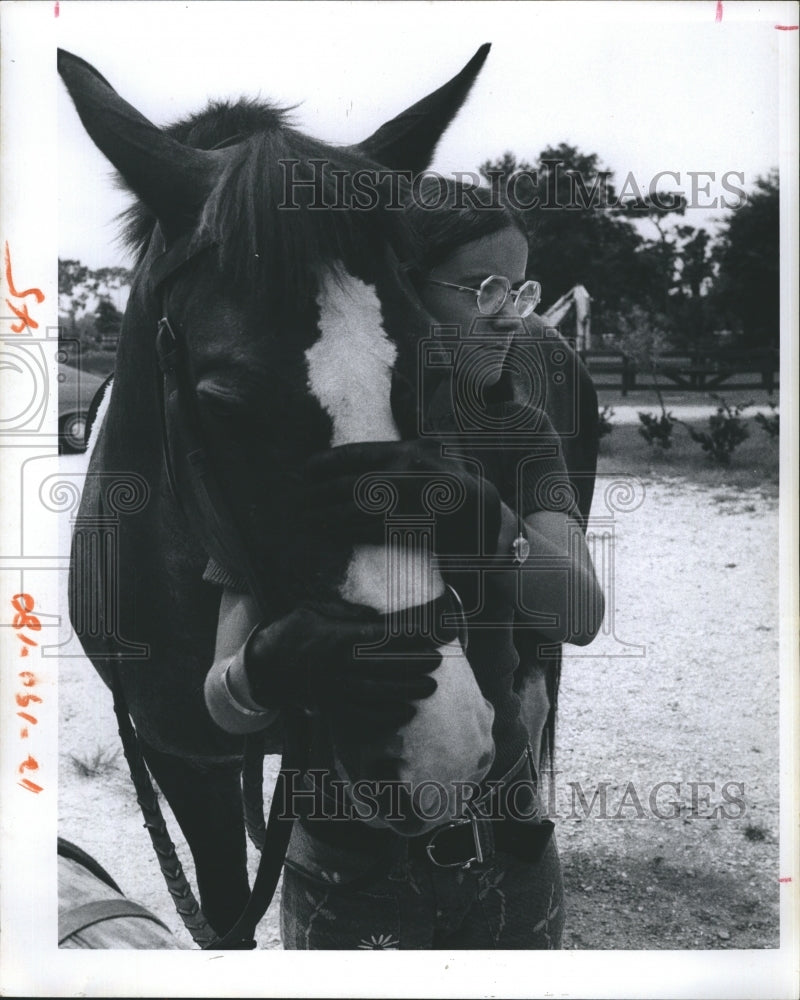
[
  {"x1": 4, "y1": 242, "x2": 44, "y2": 333},
  {"x1": 12, "y1": 603, "x2": 45, "y2": 792},
  {"x1": 11, "y1": 593, "x2": 41, "y2": 631},
  {"x1": 19, "y1": 778, "x2": 43, "y2": 794},
  {"x1": 16, "y1": 692, "x2": 42, "y2": 708}
]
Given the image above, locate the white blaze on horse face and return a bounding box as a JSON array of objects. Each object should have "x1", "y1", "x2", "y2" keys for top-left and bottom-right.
[
  {"x1": 306, "y1": 271, "x2": 399, "y2": 447},
  {"x1": 307, "y1": 271, "x2": 444, "y2": 612}
]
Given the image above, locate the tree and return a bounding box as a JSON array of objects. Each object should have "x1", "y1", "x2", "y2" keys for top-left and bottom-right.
[
  {"x1": 667, "y1": 225, "x2": 717, "y2": 352},
  {"x1": 675, "y1": 226, "x2": 713, "y2": 299},
  {"x1": 478, "y1": 145, "x2": 686, "y2": 338},
  {"x1": 94, "y1": 296, "x2": 123, "y2": 345},
  {"x1": 711, "y1": 171, "x2": 779, "y2": 349},
  {"x1": 58, "y1": 258, "x2": 97, "y2": 336},
  {"x1": 58, "y1": 259, "x2": 132, "y2": 350},
  {"x1": 91, "y1": 266, "x2": 133, "y2": 312}
]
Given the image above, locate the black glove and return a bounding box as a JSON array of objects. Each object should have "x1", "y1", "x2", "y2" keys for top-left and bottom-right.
[
  {"x1": 300, "y1": 440, "x2": 503, "y2": 558},
  {"x1": 244, "y1": 605, "x2": 441, "y2": 741}
]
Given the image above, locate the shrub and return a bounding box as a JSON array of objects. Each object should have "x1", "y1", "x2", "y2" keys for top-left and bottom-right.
[
  {"x1": 681, "y1": 396, "x2": 752, "y2": 466},
  {"x1": 638, "y1": 410, "x2": 676, "y2": 450},
  {"x1": 754, "y1": 402, "x2": 779, "y2": 439},
  {"x1": 69, "y1": 745, "x2": 120, "y2": 778}
]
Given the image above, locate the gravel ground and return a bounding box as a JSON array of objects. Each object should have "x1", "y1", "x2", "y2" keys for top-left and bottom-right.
[
  {"x1": 57, "y1": 454, "x2": 781, "y2": 952},
  {"x1": 556, "y1": 475, "x2": 780, "y2": 949}
]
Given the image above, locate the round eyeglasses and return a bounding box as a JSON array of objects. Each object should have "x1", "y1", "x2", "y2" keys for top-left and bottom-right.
[{"x1": 424, "y1": 275, "x2": 542, "y2": 318}]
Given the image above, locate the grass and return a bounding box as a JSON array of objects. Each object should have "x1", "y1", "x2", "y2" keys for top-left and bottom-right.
[
  {"x1": 69, "y1": 744, "x2": 121, "y2": 778},
  {"x1": 71, "y1": 349, "x2": 115, "y2": 378},
  {"x1": 596, "y1": 414, "x2": 779, "y2": 493}
]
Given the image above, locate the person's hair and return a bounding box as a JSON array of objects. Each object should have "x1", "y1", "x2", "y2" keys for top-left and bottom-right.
[{"x1": 403, "y1": 176, "x2": 527, "y2": 273}]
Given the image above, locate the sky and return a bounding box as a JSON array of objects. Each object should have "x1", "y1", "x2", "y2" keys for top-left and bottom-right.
[{"x1": 52, "y1": 0, "x2": 794, "y2": 269}]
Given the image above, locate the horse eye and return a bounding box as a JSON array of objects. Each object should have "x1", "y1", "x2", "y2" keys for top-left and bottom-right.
[{"x1": 198, "y1": 387, "x2": 249, "y2": 423}]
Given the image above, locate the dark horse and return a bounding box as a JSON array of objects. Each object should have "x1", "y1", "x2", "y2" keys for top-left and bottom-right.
[{"x1": 61, "y1": 47, "x2": 598, "y2": 942}]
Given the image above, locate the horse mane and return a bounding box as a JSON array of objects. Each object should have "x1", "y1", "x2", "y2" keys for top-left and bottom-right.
[
  {"x1": 118, "y1": 98, "x2": 412, "y2": 310},
  {"x1": 118, "y1": 98, "x2": 290, "y2": 259}
]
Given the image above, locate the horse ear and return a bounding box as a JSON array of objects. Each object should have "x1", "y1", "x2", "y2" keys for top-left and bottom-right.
[
  {"x1": 58, "y1": 49, "x2": 219, "y2": 240},
  {"x1": 354, "y1": 43, "x2": 491, "y2": 172}
]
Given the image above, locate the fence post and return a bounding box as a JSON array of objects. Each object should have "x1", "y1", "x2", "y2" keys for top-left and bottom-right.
[
  {"x1": 621, "y1": 354, "x2": 634, "y2": 396},
  {"x1": 762, "y1": 353, "x2": 775, "y2": 393}
]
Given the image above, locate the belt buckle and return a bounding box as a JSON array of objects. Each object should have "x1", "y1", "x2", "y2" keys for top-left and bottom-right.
[{"x1": 425, "y1": 812, "x2": 484, "y2": 870}]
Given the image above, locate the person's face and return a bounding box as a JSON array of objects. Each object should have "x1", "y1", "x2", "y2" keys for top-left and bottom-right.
[{"x1": 416, "y1": 226, "x2": 529, "y2": 386}]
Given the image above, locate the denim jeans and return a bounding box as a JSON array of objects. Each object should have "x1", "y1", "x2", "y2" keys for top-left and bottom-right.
[{"x1": 280, "y1": 825, "x2": 564, "y2": 950}]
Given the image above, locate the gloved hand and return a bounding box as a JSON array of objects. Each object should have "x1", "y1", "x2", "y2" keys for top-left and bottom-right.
[
  {"x1": 299, "y1": 440, "x2": 503, "y2": 558},
  {"x1": 244, "y1": 605, "x2": 441, "y2": 741}
]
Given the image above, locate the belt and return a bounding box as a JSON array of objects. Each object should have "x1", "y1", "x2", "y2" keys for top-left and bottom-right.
[
  {"x1": 407, "y1": 812, "x2": 555, "y2": 870},
  {"x1": 406, "y1": 744, "x2": 552, "y2": 870},
  {"x1": 296, "y1": 745, "x2": 553, "y2": 870}
]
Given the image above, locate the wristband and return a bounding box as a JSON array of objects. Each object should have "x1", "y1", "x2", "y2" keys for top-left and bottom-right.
[
  {"x1": 222, "y1": 658, "x2": 270, "y2": 717},
  {"x1": 204, "y1": 639, "x2": 277, "y2": 735}
]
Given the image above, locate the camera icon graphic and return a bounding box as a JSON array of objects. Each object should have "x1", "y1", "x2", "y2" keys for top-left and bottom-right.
[{"x1": 416, "y1": 315, "x2": 582, "y2": 442}]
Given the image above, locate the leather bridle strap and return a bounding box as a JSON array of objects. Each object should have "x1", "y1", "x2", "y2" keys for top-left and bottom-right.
[{"x1": 155, "y1": 313, "x2": 270, "y2": 611}]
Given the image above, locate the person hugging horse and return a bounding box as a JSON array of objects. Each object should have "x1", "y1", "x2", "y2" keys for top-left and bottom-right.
[{"x1": 205, "y1": 178, "x2": 604, "y2": 950}]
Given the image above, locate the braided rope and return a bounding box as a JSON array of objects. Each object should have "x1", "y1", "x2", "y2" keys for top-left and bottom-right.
[
  {"x1": 241, "y1": 736, "x2": 267, "y2": 852},
  {"x1": 111, "y1": 673, "x2": 218, "y2": 948}
]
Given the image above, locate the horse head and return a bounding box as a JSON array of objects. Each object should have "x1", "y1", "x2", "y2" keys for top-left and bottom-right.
[{"x1": 61, "y1": 47, "x2": 496, "y2": 833}]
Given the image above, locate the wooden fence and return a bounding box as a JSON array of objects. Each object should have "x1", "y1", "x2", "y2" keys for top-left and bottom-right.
[{"x1": 581, "y1": 349, "x2": 779, "y2": 396}]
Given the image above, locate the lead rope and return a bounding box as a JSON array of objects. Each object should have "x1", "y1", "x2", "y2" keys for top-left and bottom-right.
[
  {"x1": 111, "y1": 665, "x2": 308, "y2": 949},
  {"x1": 210, "y1": 712, "x2": 308, "y2": 950},
  {"x1": 241, "y1": 737, "x2": 267, "y2": 852},
  {"x1": 110, "y1": 672, "x2": 218, "y2": 948}
]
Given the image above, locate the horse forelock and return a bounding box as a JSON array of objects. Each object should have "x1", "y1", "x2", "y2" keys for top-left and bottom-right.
[
  {"x1": 117, "y1": 98, "x2": 292, "y2": 260},
  {"x1": 118, "y1": 101, "x2": 413, "y2": 325}
]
